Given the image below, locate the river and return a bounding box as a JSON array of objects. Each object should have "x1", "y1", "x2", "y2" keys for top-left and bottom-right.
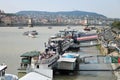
[{"x1": 0, "y1": 26, "x2": 115, "y2": 80}]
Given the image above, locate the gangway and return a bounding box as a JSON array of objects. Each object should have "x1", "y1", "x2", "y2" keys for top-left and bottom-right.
[
  {"x1": 81, "y1": 55, "x2": 120, "y2": 64},
  {"x1": 78, "y1": 55, "x2": 120, "y2": 72}
]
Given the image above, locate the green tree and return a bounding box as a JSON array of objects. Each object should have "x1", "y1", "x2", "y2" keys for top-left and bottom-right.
[{"x1": 111, "y1": 21, "x2": 120, "y2": 29}]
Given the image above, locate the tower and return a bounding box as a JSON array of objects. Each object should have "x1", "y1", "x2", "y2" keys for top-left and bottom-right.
[
  {"x1": 84, "y1": 16, "x2": 88, "y2": 27},
  {"x1": 28, "y1": 18, "x2": 33, "y2": 27}
]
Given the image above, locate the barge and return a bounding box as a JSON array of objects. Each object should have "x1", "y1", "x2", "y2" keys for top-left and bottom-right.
[
  {"x1": 48, "y1": 36, "x2": 74, "y2": 54},
  {"x1": 54, "y1": 52, "x2": 80, "y2": 74}
]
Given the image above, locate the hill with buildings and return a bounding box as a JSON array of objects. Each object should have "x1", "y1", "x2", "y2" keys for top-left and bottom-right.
[
  {"x1": 16, "y1": 10, "x2": 106, "y2": 18},
  {"x1": 1, "y1": 10, "x2": 118, "y2": 26},
  {"x1": 15, "y1": 10, "x2": 109, "y2": 26}
]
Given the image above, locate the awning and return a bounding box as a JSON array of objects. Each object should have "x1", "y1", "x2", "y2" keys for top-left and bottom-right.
[
  {"x1": 63, "y1": 54, "x2": 75, "y2": 58},
  {"x1": 20, "y1": 51, "x2": 40, "y2": 57},
  {"x1": 77, "y1": 35, "x2": 98, "y2": 41},
  {"x1": 21, "y1": 58, "x2": 30, "y2": 64},
  {"x1": 0, "y1": 65, "x2": 7, "y2": 71}
]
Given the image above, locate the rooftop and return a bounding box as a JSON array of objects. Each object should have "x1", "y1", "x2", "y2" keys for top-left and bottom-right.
[
  {"x1": 0, "y1": 65, "x2": 7, "y2": 71},
  {"x1": 58, "y1": 57, "x2": 76, "y2": 62},
  {"x1": 20, "y1": 51, "x2": 40, "y2": 57},
  {"x1": 19, "y1": 72, "x2": 52, "y2": 80}
]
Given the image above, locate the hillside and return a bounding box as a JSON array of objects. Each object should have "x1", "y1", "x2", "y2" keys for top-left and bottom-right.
[{"x1": 16, "y1": 10, "x2": 106, "y2": 18}]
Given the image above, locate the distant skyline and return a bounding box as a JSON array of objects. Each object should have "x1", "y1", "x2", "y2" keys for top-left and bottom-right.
[{"x1": 0, "y1": 0, "x2": 120, "y2": 18}]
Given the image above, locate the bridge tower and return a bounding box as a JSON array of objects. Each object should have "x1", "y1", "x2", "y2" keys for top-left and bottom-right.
[{"x1": 28, "y1": 18, "x2": 33, "y2": 27}]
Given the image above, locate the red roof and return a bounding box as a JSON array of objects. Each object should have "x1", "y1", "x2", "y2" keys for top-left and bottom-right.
[{"x1": 77, "y1": 35, "x2": 98, "y2": 41}]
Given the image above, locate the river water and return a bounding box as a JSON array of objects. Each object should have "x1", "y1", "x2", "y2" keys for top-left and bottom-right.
[{"x1": 0, "y1": 26, "x2": 115, "y2": 80}]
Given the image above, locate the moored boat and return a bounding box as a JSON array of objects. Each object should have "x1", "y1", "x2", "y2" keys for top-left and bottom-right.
[
  {"x1": 18, "y1": 50, "x2": 59, "y2": 78},
  {"x1": 0, "y1": 64, "x2": 18, "y2": 80},
  {"x1": 48, "y1": 36, "x2": 74, "y2": 54},
  {"x1": 28, "y1": 33, "x2": 36, "y2": 38},
  {"x1": 23, "y1": 30, "x2": 38, "y2": 36}
]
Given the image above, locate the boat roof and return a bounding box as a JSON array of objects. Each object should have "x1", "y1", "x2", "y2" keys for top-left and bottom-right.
[
  {"x1": 0, "y1": 65, "x2": 7, "y2": 71},
  {"x1": 19, "y1": 72, "x2": 52, "y2": 80},
  {"x1": 34, "y1": 69, "x2": 53, "y2": 79},
  {"x1": 21, "y1": 51, "x2": 40, "y2": 57},
  {"x1": 50, "y1": 37, "x2": 64, "y2": 41},
  {"x1": 58, "y1": 58, "x2": 76, "y2": 62},
  {"x1": 59, "y1": 30, "x2": 78, "y2": 32},
  {"x1": 62, "y1": 53, "x2": 79, "y2": 57}
]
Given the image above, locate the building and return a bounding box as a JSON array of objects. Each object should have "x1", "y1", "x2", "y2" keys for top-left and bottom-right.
[{"x1": 1, "y1": 16, "x2": 12, "y2": 25}]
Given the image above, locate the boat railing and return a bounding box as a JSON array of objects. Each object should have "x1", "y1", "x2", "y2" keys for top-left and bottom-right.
[
  {"x1": 37, "y1": 53, "x2": 59, "y2": 65},
  {"x1": 61, "y1": 39, "x2": 74, "y2": 50},
  {"x1": 18, "y1": 64, "x2": 31, "y2": 70}
]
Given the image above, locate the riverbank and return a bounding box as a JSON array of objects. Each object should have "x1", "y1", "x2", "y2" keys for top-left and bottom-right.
[{"x1": 109, "y1": 51, "x2": 120, "y2": 80}]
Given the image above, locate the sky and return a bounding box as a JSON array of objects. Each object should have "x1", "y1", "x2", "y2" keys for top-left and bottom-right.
[{"x1": 0, "y1": 0, "x2": 120, "y2": 18}]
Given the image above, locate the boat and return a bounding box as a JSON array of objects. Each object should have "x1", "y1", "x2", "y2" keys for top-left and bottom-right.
[
  {"x1": 37, "y1": 51, "x2": 59, "y2": 68},
  {"x1": 28, "y1": 33, "x2": 36, "y2": 38},
  {"x1": 48, "y1": 36, "x2": 74, "y2": 54},
  {"x1": 30, "y1": 30, "x2": 38, "y2": 35},
  {"x1": 84, "y1": 27, "x2": 91, "y2": 31},
  {"x1": 19, "y1": 71, "x2": 52, "y2": 80},
  {"x1": 76, "y1": 33, "x2": 98, "y2": 41},
  {"x1": 23, "y1": 30, "x2": 38, "y2": 35},
  {"x1": 23, "y1": 31, "x2": 29, "y2": 35},
  {"x1": 18, "y1": 46, "x2": 59, "y2": 79},
  {"x1": 18, "y1": 50, "x2": 59, "y2": 78},
  {"x1": 48, "y1": 26, "x2": 52, "y2": 29},
  {"x1": 55, "y1": 29, "x2": 81, "y2": 43},
  {"x1": 18, "y1": 26, "x2": 24, "y2": 29},
  {"x1": 54, "y1": 52, "x2": 80, "y2": 74},
  {"x1": 58, "y1": 29, "x2": 78, "y2": 39},
  {"x1": 0, "y1": 64, "x2": 18, "y2": 80},
  {"x1": 23, "y1": 30, "x2": 38, "y2": 38}
]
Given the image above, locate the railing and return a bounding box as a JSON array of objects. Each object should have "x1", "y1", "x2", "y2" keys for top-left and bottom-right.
[
  {"x1": 61, "y1": 40, "x2": 73, "y2": 51},
  {"x1": 37, "y1": 53, "x2": 59, "y2": 65}
]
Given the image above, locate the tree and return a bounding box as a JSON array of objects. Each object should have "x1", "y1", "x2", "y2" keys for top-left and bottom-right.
[{"x1": 111, "y1": 21, "x2": 120, "y2": 29}]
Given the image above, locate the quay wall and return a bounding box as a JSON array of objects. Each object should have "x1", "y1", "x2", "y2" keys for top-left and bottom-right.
[{"x1": 99, "y1": 42, "x2": 120, "y2": 80}]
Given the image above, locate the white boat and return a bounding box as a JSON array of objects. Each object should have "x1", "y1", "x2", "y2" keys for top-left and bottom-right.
[
  {"x1": 18, "y1": 50, "x2": 58, "y2": 79},
  {"x1": 28, "y1": 33, "x2": 36, "y2": 38},
  {"x1": 0, "y1": 64, "x2": 18, "y2": 80},
  {"x1": 23, "y1": 30, "x2": 38, "y2": 38},
  {"x1": 48, "y1": 36, "x2": 74, "y2": 54},
  {"x1": 18, "y1": 50, "x2": 59, "y2": 71}
]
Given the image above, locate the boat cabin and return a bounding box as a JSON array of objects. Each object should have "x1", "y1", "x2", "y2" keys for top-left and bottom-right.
[
  {"x1": 48, "y1": 37, "x2": 74, "y2": 54},
  {"x1": 19, "y1": 51, "x2": 40, "y2": 70},
  {"x1": 56, "y1": 53, "x2": 80, "y2": 70}
]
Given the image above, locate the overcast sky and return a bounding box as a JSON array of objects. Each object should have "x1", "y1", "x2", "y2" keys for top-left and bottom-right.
[{"x1": 0, "y1": 0, "x2": 120, "y2": 18}]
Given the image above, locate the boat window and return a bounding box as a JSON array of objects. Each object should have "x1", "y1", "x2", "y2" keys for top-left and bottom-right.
[
  {"x1": 2, "y1": 70, "x2": 5, "y2": 76},
  {"x1": 36, "y1": 65, "x2": 39, "y2": 69}
]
